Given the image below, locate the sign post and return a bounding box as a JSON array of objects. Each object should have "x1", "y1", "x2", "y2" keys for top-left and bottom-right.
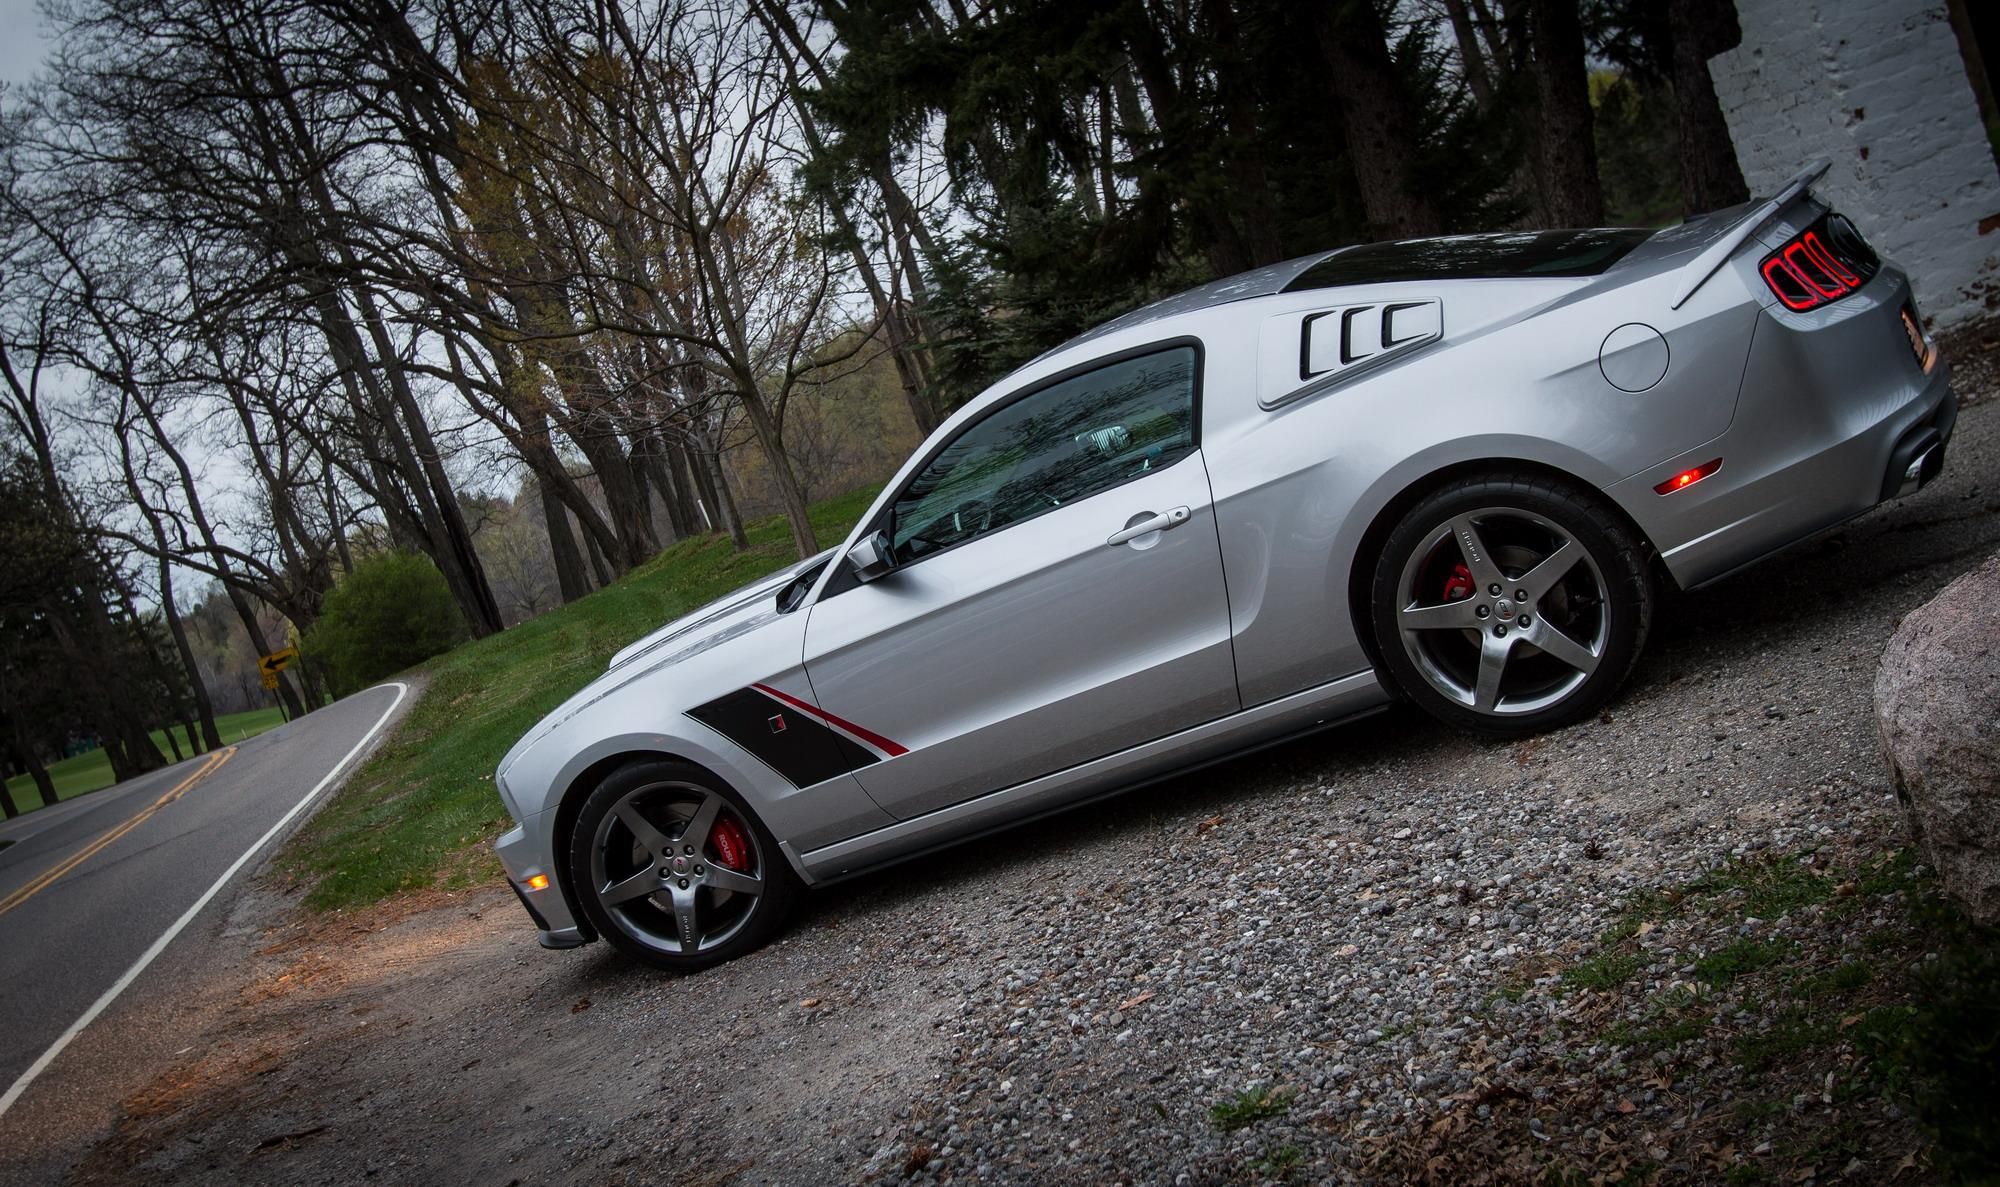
[{"x1": 259, "y1": 648, "x2": 299, "y2": 721}]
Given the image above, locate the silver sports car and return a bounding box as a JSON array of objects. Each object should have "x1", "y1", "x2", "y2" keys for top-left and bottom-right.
[{"x1": 494, "y1": 160, "x2": 1954, "y2": 969}]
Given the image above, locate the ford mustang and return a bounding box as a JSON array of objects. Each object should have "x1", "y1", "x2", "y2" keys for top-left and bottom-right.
[{"x1": 494, "y1": 160, "x2": 1954, "y2": 969}]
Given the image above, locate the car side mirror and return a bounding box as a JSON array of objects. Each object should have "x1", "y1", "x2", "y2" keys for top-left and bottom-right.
[{"x1": 846, "y1": 530, "x2": 895, "y2": 583}]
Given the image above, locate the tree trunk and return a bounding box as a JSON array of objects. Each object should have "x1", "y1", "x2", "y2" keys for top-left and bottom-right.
[
  {"x1": 1207, "y1": 0, "x2": 1286, "y2": 266},
  {"x1": 734, "y1": 386, "x2": 818, "y2": 557},
  {"x1": 226, "y1": 591, "x2": 304, "y2": 720},
  {"x1": 540, "y1": 476, "x2": 593, "y2": 603},
  {"x1": 132, "y1": 396, "x2": 307, "y2": 721},
  {"x1": 43, "y1": 612, "x2": 164, "y2": 783},
  {"x1": 1667, "y1": 0, "x2": 1751, "y2": 213},
  {"x1": 1125, "y1": 18, "x2": 1256, "y2": 276},
  {"x1": 569, "y1": 428, "x2": 659, "y2": 569},
  {"x1": 310, "y1": 291, "x2": 493, "y2": 636},
  {"x1": 583, "y1": 522, "x2": 615, "y2": 589},
  {"x1": 1527, "y1": 0, "x2": 1605, "y2": 225},
  {"x1": 118, "y1": 414, "x2": 225, "y2": 752},
  {"x1": 157, "y1": 557, "x2": 223, "y2": 750},
  {"x1": 639, "y1": 439, "x2": 690, "y2": 542},
  {"x1": 348, "y1": 287, "x2": 506, "y2": 636},
  {"x1": 701, "y1": 435, "x2": 751, "y2": 551},
  {"x1": 1443, "y1": 0, "x2": 1496, "y2": 108},
  {"x1": 5, "y1": 730, "x2": 53, "y2": 811},
  {"x1": 1315, "y1": 1, "x2": 1446, "y2": 238},
  {"x1": 326, "y1": 465, "x2": 355, "y2": 575},
  {"x1": 678, "y1": 431, "x2": 720, "y2": 534},
  {"x1": 293, "y1": 654, "x2": 327, "y2": 711},
  {"x1": 667, "y1": 436, "x2": 707, "y2": 535}
]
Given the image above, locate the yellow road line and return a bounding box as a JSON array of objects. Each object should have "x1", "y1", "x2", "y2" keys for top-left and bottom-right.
[{"x1": 0, "y1": 746, "x2": 238, "y2": 920}]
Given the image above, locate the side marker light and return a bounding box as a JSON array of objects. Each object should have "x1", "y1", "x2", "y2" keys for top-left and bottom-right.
[
  {"x1": 525, "y1": 874, "x2": 550, "y2": 892},
  {"x1": 1655, "y1": 458, "x2": 1722, "y2": 495}
]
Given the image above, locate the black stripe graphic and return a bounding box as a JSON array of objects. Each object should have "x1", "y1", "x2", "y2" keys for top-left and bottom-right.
[{"x1": 688, "y1": 687, "x2": 879, "y2": 788}]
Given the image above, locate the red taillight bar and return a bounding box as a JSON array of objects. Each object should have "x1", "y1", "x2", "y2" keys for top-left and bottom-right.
[
  {"x1": 1759, "y1": 222, "x2": 1872, "y2": 311},
  {"x1": 1782, "y1": 242, "x2": 1845, "y2": 299},
  {"x1": 1801, "y1": 231, "x2": 1859, "y2": 286},
  {"x1": 1761, "y1": 257, "x2": 1820, "y2": 311}
]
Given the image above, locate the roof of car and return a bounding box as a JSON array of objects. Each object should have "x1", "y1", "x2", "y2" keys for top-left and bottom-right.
[
  {"x1": 1047, "y1": 227, "x2": 1654, "y2": 359},
  {"x1": 1052, "y1": 252, "x2": 1331, "y2": 353}
]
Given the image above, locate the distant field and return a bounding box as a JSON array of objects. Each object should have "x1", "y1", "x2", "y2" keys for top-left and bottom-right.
[
  {"x1": 279, "y1": 486, "x2": 881, "y2": 911},
  {"x1": 3, "y1": 706, "x2": 290, "y2": 817}
]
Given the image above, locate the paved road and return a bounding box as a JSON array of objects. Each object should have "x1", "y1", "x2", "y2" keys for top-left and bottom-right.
[{"x1": 0, "y1": 683, "x2": 410, "y2": 1182}]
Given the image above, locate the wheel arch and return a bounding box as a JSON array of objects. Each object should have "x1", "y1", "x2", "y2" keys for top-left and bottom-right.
[
  {"x1": 549, "y1": 747, "x2": 718, "y2": 943},
  {"x1": 1345, "y1": 456, "x2": 1663, "y2": 677}
]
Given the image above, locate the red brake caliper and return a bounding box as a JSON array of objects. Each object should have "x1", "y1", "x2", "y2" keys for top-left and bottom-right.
[
  {"x1": 710, "y1": 815, "x2": 751, "y2": 872},
  {"x1": 1442, "y1": 562, "x2": 1474, "y2": 602}
]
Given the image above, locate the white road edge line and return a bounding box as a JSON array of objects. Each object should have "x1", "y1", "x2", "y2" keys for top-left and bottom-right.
[{"x1": 0, "y1": 681, "x2": 410, "y2": 1121}]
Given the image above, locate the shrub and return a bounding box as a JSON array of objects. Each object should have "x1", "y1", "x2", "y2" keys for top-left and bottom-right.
[{"x1": 304, "y1": 552, "x2": 464, "y2": 695}]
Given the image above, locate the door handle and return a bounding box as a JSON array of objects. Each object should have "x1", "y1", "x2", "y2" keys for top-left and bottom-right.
[{"x1": 1106, "y1": 505, "x2": 1192, "y2": 546}]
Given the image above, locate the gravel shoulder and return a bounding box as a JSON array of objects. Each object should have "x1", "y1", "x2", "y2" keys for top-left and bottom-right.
[{"x1": 47, "y1": 394, "x2": 2000, "y2": 1187}]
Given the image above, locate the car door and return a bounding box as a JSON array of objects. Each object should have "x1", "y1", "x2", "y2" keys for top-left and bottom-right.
[{"x1": 800, "y1": 341, "x2": 1240, "y2": 821}]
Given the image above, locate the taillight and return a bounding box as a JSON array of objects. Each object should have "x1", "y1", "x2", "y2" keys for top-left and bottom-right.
[{"x1": 1758, "y1": 214, "x2": 1879, "y2": 311}]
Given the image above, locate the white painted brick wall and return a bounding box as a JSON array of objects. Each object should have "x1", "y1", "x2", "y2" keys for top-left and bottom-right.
[{"x1": 1709, "y1": 0, "x2": 2000, "y2": 328}]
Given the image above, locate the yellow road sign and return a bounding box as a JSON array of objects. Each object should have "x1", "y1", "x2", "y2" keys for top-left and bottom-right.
[
  {"x1": 261, "y1": 670, "x2": 280, "y2": 690},
  {"x1": 259, "y1": 647, "x2": 298, "y2": 677}
]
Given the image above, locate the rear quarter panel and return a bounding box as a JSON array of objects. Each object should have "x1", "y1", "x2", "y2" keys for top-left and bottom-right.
[{"x1": 1201, "y1": 270, "x2": 1760, "y2": 706}]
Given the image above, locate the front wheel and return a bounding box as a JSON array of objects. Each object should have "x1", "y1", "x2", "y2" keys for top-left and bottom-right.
[
  {"x1": 568, "y1": 759, "x2": 796, "y2": 971},
  {"x1": 1368, "y1": 473, "x2": 1654, "y2": 737}
]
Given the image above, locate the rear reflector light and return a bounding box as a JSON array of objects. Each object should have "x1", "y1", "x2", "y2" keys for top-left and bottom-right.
[
  {"x1": 1759, "y1": 215, "x2": 1879, "y2": 311},
  {"x1": 1655, "y1": 458, "x2": 1722, "y2": 495},
  {"x1": 1900, "y1": 303, "x2": 1934, "y2": 372}
]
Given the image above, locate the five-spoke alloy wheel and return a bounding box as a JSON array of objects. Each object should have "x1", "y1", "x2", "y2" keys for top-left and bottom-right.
[
  {"x1": 1370, "y1": 473, "x2": 1653, "y2": 736},
  {"x1": 568, "y1": 759, "x2": 795, "y2": 971}
]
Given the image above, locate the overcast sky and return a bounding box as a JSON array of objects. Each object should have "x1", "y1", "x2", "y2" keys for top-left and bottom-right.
[{"x1": 0, "y1": 0, "x2": 52, "y2": 88}]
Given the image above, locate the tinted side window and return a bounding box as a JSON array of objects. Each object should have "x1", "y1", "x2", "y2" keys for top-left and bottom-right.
[{"x1": 889, "y1": 346, "x2": 1199, "y2": 563}]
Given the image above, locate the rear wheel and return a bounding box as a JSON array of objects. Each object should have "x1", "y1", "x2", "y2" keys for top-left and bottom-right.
[
  {"x1": 568, "y1": 759, "x2": 796, "y2": 971},
  {"x1": 1369, "y1": 473, "x2": 1653, "y2": 736}
]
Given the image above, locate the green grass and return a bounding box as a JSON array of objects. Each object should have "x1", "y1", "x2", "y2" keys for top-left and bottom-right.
[
  {"x1": 1546, "y1": 848, "x2": 2000, "y2": 1181},
  {"x1": 1210, "y1": 1085, "x2": 1295, "y2": 1132},
  {"x1": 1693, "y1": 938, "x2": 1794, "y2": 986},
  {"x1": 1560, "y1": 950, "x2": 1646, "y2": 993},
  {"x1": 278, "y1": 487, "x2": 882, "y2": 911},
  {"x1": 3, "y1": 706, "x2": 289, "y2": 817},
  {"x1": 1684, "y1": 854, "x2": 1839, "y2": 918},
  {"x1": 1734, "y1": 1005, "x2": 1836, "y2": 1074},
  {"x1": 1249, "y1": 1143, "x2": 1304, "y2": 1180}
]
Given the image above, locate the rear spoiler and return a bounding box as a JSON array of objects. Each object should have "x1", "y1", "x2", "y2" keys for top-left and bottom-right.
[{"x1": 1669, "y1": 159, "x2": 1832, "y2": 310}]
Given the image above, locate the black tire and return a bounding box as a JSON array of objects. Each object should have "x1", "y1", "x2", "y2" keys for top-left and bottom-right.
[
  {"x1": 567, "y1": 758, "x2": 797, "y2": 971},
  {"x1": 1368, "y1": 472, "x2": 1653, "y2": 737}
]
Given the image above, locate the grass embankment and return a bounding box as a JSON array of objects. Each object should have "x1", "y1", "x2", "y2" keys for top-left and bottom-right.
[
  {"x1": 2, "y1": 706, "x2": 289, "y2": 817},
  {"x1": 1461, "y1": 849, "x2": 2000, "y2": 1184},
  {"x1": 278, "y1": 486, "x2": 881, "y2": 911}
]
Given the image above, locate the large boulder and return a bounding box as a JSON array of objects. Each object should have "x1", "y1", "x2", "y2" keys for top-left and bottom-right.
[{"x1": 1875, "y1": 550, "x2": 2000, "y2": 925}]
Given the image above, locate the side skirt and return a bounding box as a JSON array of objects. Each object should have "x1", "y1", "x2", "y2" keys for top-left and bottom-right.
[{"x1": 787, "y1": 669, "x2": 1389, "y2": 885}]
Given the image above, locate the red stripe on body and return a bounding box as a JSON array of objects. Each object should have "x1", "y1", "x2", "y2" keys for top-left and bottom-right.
[{"x1": 750, "y1": 683, "x2": 910, "y2": 758}]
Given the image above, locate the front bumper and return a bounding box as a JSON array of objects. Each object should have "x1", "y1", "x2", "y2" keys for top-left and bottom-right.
[{"x1": 496, "y1": 820, "x2": 589, "y2": 950}]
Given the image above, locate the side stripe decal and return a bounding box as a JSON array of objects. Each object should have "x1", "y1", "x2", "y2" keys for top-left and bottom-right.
[
  {"x1": 687, "y1": 685, "x2": 906, "y2": 788},
  {"x1": 750, "y1": 683, "x2": 910, "y2": 758}
]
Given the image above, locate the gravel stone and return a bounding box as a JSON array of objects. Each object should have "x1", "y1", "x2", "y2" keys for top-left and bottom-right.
[{"x1": 32, "y1": 388, "x2": 2000, "y2": 1187}]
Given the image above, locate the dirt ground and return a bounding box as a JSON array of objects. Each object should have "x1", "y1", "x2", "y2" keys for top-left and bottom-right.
[{"x1": 31, "y1": 389, "x2": 2000, "y2": 1187}]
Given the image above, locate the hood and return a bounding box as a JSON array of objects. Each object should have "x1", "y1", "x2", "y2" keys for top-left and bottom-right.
[
  {"x1": 605, "y1": 547, "x2": 835, "y2": 673},
  {"x1": 496, "y1": 547, "x2": 836, "y2": 785}
]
